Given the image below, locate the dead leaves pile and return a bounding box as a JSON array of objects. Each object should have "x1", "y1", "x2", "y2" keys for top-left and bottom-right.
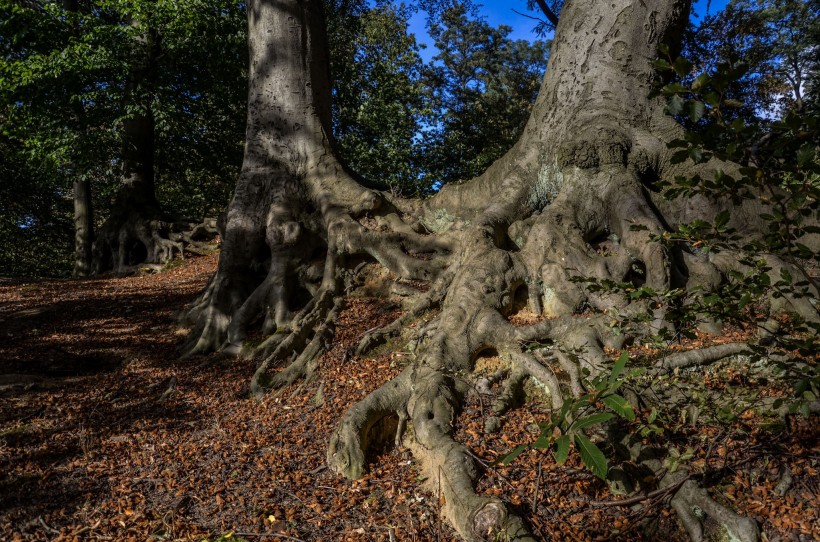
[{"x1": 0, "y1": 255, "x2": 817, "y2": 541}]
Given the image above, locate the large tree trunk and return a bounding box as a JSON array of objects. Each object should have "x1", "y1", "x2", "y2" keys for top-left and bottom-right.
[{"x1": 185, "y1": 0, "x2": 815, "y2": 540}]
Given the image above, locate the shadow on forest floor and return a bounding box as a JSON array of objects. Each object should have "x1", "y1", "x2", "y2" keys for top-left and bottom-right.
[{"x1": 0, "y1": 253, "x2": 817, "y2": 542}]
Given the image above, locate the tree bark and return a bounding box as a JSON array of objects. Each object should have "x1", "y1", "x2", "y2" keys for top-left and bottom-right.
[
  {"x1": 72, "y1": 178, "x2": 94, "y2": 276},
  {"x1": 183, "y1": 0, "x2": 816, "y2": 539},
  {"x1": 63, "y1": 0, "x2": 94, "y2": 277},
  {"x1": 91, "y1": 19, "x2": 197, "y2": 274}
]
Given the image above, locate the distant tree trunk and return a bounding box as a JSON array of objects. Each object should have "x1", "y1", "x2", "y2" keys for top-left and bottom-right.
[
  {"x1": 63, "y1": 0, "x2": 94, "y2": 277},
  {"x1": 185, "y1": 0, "x2": 815, "y2": 540},
  {"x1": 92, "y1": 22, "x2": 186, "y2": 274},
  {"x1": 117, "y1": 66, "x2": 157, "y2": 209},
  {"x1": 72, "y1": 178, "x2": 93, "y2": 276}
]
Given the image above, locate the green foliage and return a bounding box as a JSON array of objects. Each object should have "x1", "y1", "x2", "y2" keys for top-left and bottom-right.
[
  {"x1": 684, "y1": 0, "x2": 820, "y2": 118},
  {"x1": 328, "y1": 0, "x2": 549, "y2": 194},
  {"x1": 0, "y1": 136, "x2": 73, "y2": 277},
  {"x1": 2, "y1": 0, "x2": 549, "y2": 276},
  {"x1": 423, "y1": 1, "x2": 549, "y2": 187},
  {"x1": 0, "y1": 0, "x2": 246, "y2": 277},
  {"x1": 498, "y1": 352, "x2": 642, "y2": 479},
  {"x1": 328, "y1": 1, "x2": 429, "y2": 194}
]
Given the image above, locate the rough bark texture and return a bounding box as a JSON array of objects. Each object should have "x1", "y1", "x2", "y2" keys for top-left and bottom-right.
[{"x1": 184, "y1": 1, "x2": 817, "y2": 540}]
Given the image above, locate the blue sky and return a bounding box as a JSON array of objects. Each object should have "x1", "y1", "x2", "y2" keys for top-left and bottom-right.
[{"x1": 408, "y1": 0, "x2": 731, "y2": 61}]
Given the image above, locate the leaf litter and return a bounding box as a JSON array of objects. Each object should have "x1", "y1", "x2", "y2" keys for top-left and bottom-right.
[{"x1": 0, "y1": 254, "x2": 817, "y2": 541}]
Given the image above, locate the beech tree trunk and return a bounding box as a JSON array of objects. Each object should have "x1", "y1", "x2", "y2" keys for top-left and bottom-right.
[
  {"x1": 184, "y1": 0, "x2": 815, "y2": 540},
  {"x1": 72, "y1": 178, "x2": 94, "y2": 276},
  {"x1": 64, "y1": 0, "x2": 94, "y2": 277},
  {"x1": 91, "y1": 21, "x2": 198, "y2": 274}
]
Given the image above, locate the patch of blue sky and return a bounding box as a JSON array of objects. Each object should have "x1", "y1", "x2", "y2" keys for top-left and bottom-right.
[{"x1": 406, "y1": 0, "x2": 730, "y2": 61}]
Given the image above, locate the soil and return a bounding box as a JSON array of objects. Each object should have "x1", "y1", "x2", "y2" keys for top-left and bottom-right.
[{"x1": 1, "y1": 255, "x2": 817, "y2": 541}]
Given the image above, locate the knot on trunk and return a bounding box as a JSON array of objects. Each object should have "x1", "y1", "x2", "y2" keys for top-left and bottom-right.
[{"x1": 559, "y1": 126, "x2": 631, "y2": 169}]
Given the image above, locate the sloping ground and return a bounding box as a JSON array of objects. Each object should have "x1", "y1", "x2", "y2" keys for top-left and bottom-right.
[{"x1": 0, "y1": 255, "x2": 817, "y2": 541}]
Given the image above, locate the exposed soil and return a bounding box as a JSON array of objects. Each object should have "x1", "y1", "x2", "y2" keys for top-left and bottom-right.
[{"x1": 1, "y1": 255, "x2": 817, "y2": 541}]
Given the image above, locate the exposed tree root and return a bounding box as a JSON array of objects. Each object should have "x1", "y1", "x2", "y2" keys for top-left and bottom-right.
[
  {"x1": 669, "y1": 474, "x2": 760, "y2": 542},
  {"x1": 179, "y1": 1, "x2": 820, "y2": 540},
  {"x1": 655, "y1": 342, "x2": 750, "y2": 372},
  {"x1": 93, "y1": 209, "x2": 219, "y2": 275}
]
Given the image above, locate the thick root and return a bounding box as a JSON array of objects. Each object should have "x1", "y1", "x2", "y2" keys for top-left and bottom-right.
[
  {"x1": 655, "y1": 342, "x2": 749, "y2": 372},
  {"x1": 249, "y1": 288, "x2": 339, "y2": 399},
  {"x1": 329, "y1": 364, "x2": 534, "y2": 541},
  {"x1": 328, "y1": 369, "x2": 412, "y2": 480},
  {"x1": 669, "y1": 476, "x2": 760, "y2": 542}
]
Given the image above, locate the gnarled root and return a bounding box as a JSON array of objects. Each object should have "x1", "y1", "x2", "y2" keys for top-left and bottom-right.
[
  {"x1": 93, "y1": 207, "x2": 219, "y2": 275},
  {"x1": 249, "y1": 287, "x2": 340, "y2": 398},
  {"x1": 328, "y1": 369, "x2": 412, "y2": 480},
  {"x1": 329, "y1": 364, "x2": 534, "y2": 541},
  {"x1": 668, "y1": 474, "x2": 760, "y2": 542},
  {"x1": 520, "y1": 166, "x2": 671, "y2": 334},
  {"x1": 355, "y1": 268, "x2": 454, "y2": 356}
]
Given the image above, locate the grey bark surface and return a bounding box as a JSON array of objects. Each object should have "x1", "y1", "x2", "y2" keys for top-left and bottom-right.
[
  {"x1": 183, "y1": 0, "x2": 817, "y2": 540},
  {"x1": 91, "y1": 22, "x2": 218, "y2": 275},
  {"x1": 72, "y1": 178, "x2": 94, "y2": 277}
]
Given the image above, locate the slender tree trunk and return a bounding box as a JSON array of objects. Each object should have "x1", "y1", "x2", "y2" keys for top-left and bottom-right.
[
  {"x1": 63, "y1": 0, "x2": 94, "y2": 277},
  {"x1": 72, "y1": 178, "x2": 94, "y2": 276}
]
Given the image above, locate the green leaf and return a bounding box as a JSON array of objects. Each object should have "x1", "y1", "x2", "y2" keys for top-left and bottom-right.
[
  {"x1": 673, "y1": 57, "x2": 693, "y2": 77},
  {"x1": 654, "y1": 59, "x2": 672, "y2": 71},
  {"x1": 714, "y1": 210, "x2": 730, "y2": 229},
  {"x1": 571, "y1": 412, "x2": 615, "y2": 431},
  {"x1": 796, "y1": 145, "x2": 815, "y2": 167},
  {"x1": 687, "y1": 100, "x2": 706, "y2": 123},
  {"x1": 533, "y1": 433, "x2": 550, "y2": 449},
  {"x1": 691, "y1": 73, "x2": 710, "y2": 91},
  {"x1": 670, "y1": 149, "x2": 690, "y2": 164},
  {"x1": 666, "y1": 94, "x2": 685, "y2": 116},
  {"x1": 780, "y1": 268, "x2": 793, "y2": 284},
  {"x1": 497, "y1": 444, "x2": 527, "y2": 465},
  {"x1": 610, "y1": 351, "x2": 628, "y2": 384},
  {"x1": 553, "y1": 435, "x2": 570, "y2": 464},
  {"x1": 574, "y1": 434, "x2": 608, "y2": 479},
  {"x1": 663, "y1": 83, "x2": 688, "y2": 95},
  {"x1": 602, "y1": 394, "x2": 636, "y2": 421},
  {"x1": 703, "y1": 91, "x2": 721, "y2": 106},
  {"x1": 689, "y1": 147, "x2": 704, "y2": 163}
]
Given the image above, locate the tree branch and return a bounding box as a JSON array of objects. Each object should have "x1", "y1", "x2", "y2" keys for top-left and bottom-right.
[{"x1": 533, "y1": 0, "x2": 559, "y2": 27}]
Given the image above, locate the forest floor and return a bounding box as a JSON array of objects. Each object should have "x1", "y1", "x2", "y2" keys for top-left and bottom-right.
[{"x1": 0, "y1": 254, "x2": 817, "y2": 542}]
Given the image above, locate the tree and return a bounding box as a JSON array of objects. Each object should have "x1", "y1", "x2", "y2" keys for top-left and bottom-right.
[
  {"x1": 328, "y1": 1, "x2": 429, "y2": 194},
  {"x1": 0, "y1": 0, "x2": 245, "y2": 276},
  {"x1": 686, "y1": 0, "x2": 820, "y2": 118},
  {"x1": 184, "y1": 0, "x2": 816, "y2": 540},
  {"x1": 0, "y1": 133, "x2": 74, "y2": 277},
  {"x1": 424, "y1": 2, "x2": 549, "y2": 186},
  {"x1": 1, "y1": 0, "x2": 124, "y2": 276},
  {"x1": 91, "y1": 0, "x2": 245, "y2": 273}
]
